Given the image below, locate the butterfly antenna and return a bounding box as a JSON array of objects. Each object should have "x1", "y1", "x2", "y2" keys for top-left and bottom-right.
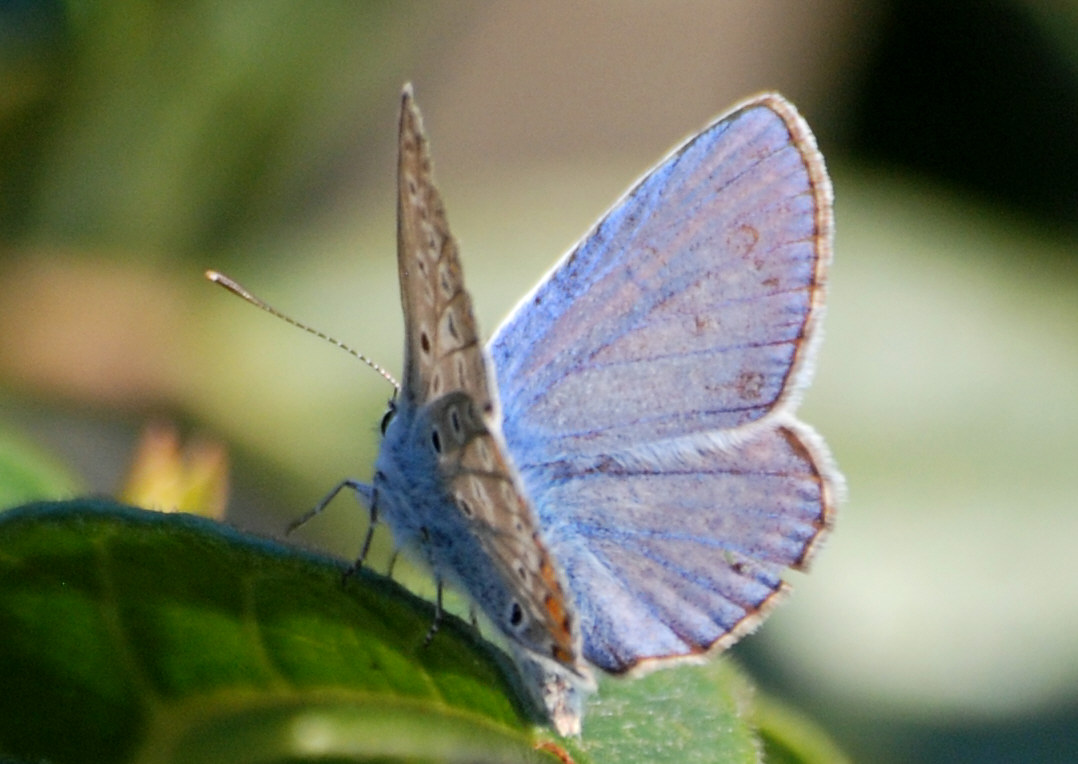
[{"x1": 205, "y1": 270, "x2": 400, "y2": 390}]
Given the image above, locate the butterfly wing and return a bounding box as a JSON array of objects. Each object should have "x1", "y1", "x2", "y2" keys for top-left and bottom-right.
[
  {"x1": 392, "y1": 86, "x2": 578, "y2": 670},
  {"x1": 489, "y1": 94, "x2": 839, "y2": 673},
  {"x1": 523, "y1": 421, "x2": 836, "y2": 673}
]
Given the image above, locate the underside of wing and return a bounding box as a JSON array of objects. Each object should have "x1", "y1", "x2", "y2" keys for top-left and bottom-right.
[
  {"x1": 396, "y1": 86, "x2": 492, "y2": 411},
  {"x1": 394, "y1": 87, "x2": 579, "y2": 671}
]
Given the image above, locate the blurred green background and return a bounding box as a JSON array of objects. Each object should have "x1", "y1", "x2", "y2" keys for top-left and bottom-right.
[{"x1": 2, "y1": 1, "x2": 1077, "y2": 761}]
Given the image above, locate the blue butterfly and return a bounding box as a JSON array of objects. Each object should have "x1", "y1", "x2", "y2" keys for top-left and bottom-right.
[
  {"x1": 214, "y1": 84, "x2": 840, "y2": 734},
  {"x1": 374, "y1": 82, "x2": 838, "y2": 692}
]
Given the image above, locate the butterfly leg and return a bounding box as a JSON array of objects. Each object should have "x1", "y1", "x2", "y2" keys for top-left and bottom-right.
[
  {"x1": 286, "y1": 477, "x2": 369, "y2": 534},
  {"x1": 342, "y1": 494, "x2": 380, "y2": 584},
  {"x1": 423, "y1": 580, "x2": 444, "y2": 647}
]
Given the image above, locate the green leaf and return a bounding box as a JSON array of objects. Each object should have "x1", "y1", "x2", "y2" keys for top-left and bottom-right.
[
  {"x1": 0, "y1": 499, "x2": 558, "y2": 764},
  {"x1": 573, "y1": 660, "x2": 760, "y2": 763},
  {"x1": 0, "y1": 428, "x2": 82, "y2": 506},
  {"x1": 0, "y1": 498, "x2": 846, "y2": 763}
]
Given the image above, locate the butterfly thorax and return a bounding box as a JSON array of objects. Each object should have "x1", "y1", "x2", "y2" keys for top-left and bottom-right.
[{"x1": 373, "y1": 396, "x2": 449, "y2": 555}]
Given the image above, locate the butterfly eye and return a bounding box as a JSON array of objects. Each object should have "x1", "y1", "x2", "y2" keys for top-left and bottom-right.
[{"x1": 379, "y1": 402, "x2": 397, "y2": 434}]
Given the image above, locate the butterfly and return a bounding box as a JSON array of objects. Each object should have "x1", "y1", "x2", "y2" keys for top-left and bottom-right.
[
  {"x1": 210, "y1": 83, "x2": 840, "y2": 734},
  {"x1": 364, "y1": 84, "x2": 840, "y2": 725}
]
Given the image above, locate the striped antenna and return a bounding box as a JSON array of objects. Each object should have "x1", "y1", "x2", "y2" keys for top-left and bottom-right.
[{"x1": 205, "y1": 270, "x2": 399, "y2": 390}]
